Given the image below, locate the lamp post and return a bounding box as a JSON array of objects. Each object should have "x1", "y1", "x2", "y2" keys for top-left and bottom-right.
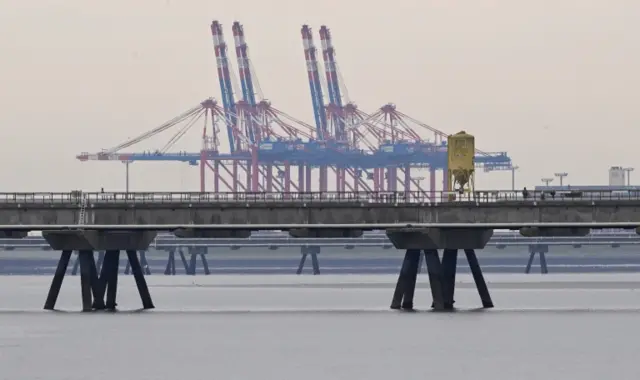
[
  {"x1": 554, "y1": 172, "x2": 568, "y2": 186},
  {"x1": 541, "y1": 178, "x2": 554, "y2": 186},
  {"x1": 413, "y1": 176, "x2": 425, "y2": 199},
  {"x1": 623, "y1": 167, "x2": 634, "y2": 186},
  {"x1": 510, "y1": 165, "x2": 520, "y2": 191},
  {"x1": 122, "y1": 136, "x2": 132, "y2": 194},
  {"x1": 123, "y1": 161, "x2": 131, "y2": 193}
]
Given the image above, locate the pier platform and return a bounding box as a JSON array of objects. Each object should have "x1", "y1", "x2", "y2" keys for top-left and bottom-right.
[
  {"x1": 1, "y1": 191, "x2": 640, "y2": 233},
  {"x1": 2, "y1": 189, "x2": 640, "y2": 312}
]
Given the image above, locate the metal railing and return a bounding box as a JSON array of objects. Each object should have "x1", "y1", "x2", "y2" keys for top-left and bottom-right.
[
  {"x1": 0, "y1": 242, "x2": 638, "y2": 249},
  {"x1": 7, "y1": 231, "x2": 638, "y2": 242},
  {"x1": 1, "y1": 237, "x2": 640, "y2": 250},
  {"x1": 0, "y1": 189, "x2": 640, "y2": 204},
  {"x1": 2, "y1": 233, "x2": 640, "y2": 247}
]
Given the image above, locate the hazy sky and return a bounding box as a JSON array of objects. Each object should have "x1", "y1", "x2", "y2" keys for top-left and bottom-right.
[{"x1": 1, "y1": 0, "x2": 638, "y2": 192}]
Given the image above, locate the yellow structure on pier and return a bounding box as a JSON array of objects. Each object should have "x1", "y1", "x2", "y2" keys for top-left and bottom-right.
[{"x1": 446, "y1": 131, "x2": 475, "y2": 197}]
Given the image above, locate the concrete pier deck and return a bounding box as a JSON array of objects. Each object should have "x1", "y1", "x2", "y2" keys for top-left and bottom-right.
[{"x1": 1, "y1": 190, "x2": 640, "y2": 227}]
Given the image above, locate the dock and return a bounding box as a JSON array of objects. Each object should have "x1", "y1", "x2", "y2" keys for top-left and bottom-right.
[{"x1": 2, "y1": 189, "x2": 640, "y2": 313}]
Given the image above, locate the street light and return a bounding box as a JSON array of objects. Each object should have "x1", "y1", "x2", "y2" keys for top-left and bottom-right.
[
  {"x1": 122, "y1": 160, "x2": 131, "y2": 193},
  {"x1": 541, "y1": 178, "x2": 554, "y2": 186},
  {"x1": 623, "y1": 167, "x2": 634, "y2": 186},
  {"x1": 510, "y1": 165, "x2": 520, "y2": 191},
  {"x1": 554, "y1": 172, "x2": 568, "y2": 186}
]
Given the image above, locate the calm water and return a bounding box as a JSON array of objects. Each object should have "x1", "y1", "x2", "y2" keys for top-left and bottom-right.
[{"x1": 1, "y1": 274, "x2": 640, "y2": 379}]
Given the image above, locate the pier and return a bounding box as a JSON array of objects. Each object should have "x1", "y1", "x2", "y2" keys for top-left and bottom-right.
[
  {"x1": 2, "y1": 231, "x2": 639, "y2": 276},
  {"x1": 2, "y1": 189, "x2": 640, "y2": 312},
  {"x1": 3, "y1": 190, "x2": 640, "y2": 233}
]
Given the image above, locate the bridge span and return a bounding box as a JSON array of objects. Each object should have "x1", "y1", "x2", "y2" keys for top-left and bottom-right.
[{"x1": 3, "y1": 189, "x2": 640, "y2": 313}]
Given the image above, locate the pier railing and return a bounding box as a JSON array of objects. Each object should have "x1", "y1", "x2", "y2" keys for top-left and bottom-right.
[
  {"x1": 0, "y1": 190, "x2": 639, "y2": 204},
  {"x1": 1, "y1": 232, "x2": 639, "y2": 249}
]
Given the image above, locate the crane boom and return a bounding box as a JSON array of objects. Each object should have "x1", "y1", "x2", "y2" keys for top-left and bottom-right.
[
  {"x1": 211, "y1": 21, "x2": 238, "y2": 152},
  {"x1": 319, "y1": 26, "x2": 346, "y2": 140},
  {"x1": 301, "y1": 25, "x2": 327, "y2": 140}
]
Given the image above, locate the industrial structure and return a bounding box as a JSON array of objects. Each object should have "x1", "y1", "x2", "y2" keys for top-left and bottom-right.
[
  {"x1": 609, "y1": 166, "x2": 635, "y2": 187},
  {"x1": 610, "y1": 166, "x2": 626, "y2": 186},
  {"x1": 76, "y1": 20, "x2": 513, "y2": 196},
  {"x1": 2, "y1": 188, "x2": 640, "y2": 311},
  {"x1": 446, "y1": 131, "x2": 476, "y2": 195}
]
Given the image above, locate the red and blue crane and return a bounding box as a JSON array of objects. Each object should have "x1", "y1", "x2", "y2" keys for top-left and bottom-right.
[{"x1": 76, "y1": 20, "x2": 513, "y2": 196}]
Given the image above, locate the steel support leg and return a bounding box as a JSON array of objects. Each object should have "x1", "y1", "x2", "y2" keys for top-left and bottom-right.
[
  {"x1": 417, "y1": 254, "x2": 425, "y2": 274},
  {"x1": 87, "y1": 251, "x2": 105, "y2": 310},
  {"x1": 200, "y1": 253, "x2": 211, "y2": 275},
  {"x1": 424, "y1": 249, "x2": 445, "y2": 310},
  {"x1": 96, "y1": 251, "x2": 105, "y2": 274},
  {"x1": 78, "y1": 250, "x2": 94, "y2": 312},
  {"x1": 126, "y1": 250, "x2": 154, "y2": 309},
  {"x1": 390, "y1": 249, "x2": 421, "y2": 310},
  {"x1": 310, "y1": 247, "x2": 321, "y2": 275},
  {"x1": 139, "y1": 251, "x2": 151, "y2": 275},
  {"x1": 45, "y1": 248, "x2": 148, "y2": 311},
  {"x1": 441, "y1": 249, "x2": 458, "y2": 310},
  {"x1": 464, "y1": 249, "x2": 494, "y2": 308},
  {"x1": 525, "y1": 251, "x2": 536, "y2": 274},
  {"x1": 539, "y1": 252, "x2": 549, "y2": 274},
  {"x1": 125, "y1": 251, "x2": 151, "y2": 275},
  {"x1": 164, "y1": 250, "x2": 176, "y2": 275},
  {"x1": 44, "y1": 250, "x2": 72, "y2": 310},
  {"x1": 71, "y1": 251, "x2": 80, "y2": 275},
  {"x1": 104, "y1": 250, "x2": 120, "y2": 310},
  {"x1": 189, "y1": 250, "x2": 198, "y2": 275},
  {"x1": 178, "y1": 248, "x2": 190, "y2": 274},
  {"x1": 296, "y1": 252, "x2": 308, "y2": 275},
  {"x1": 401, "y1": 249, "x2": 419, "y2": 310},
  {"x1": 92, "y1": 250, "x2": 120, "y2": 310}
]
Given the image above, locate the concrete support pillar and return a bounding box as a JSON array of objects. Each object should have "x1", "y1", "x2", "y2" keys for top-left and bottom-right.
[{"x1": 42, "y1": 230, "x2": 156, "y2": 311}]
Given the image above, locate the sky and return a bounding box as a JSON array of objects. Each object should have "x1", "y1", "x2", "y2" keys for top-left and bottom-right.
[{"x1": 0, "y1": 0, "x2": 638, "y2": 192}]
